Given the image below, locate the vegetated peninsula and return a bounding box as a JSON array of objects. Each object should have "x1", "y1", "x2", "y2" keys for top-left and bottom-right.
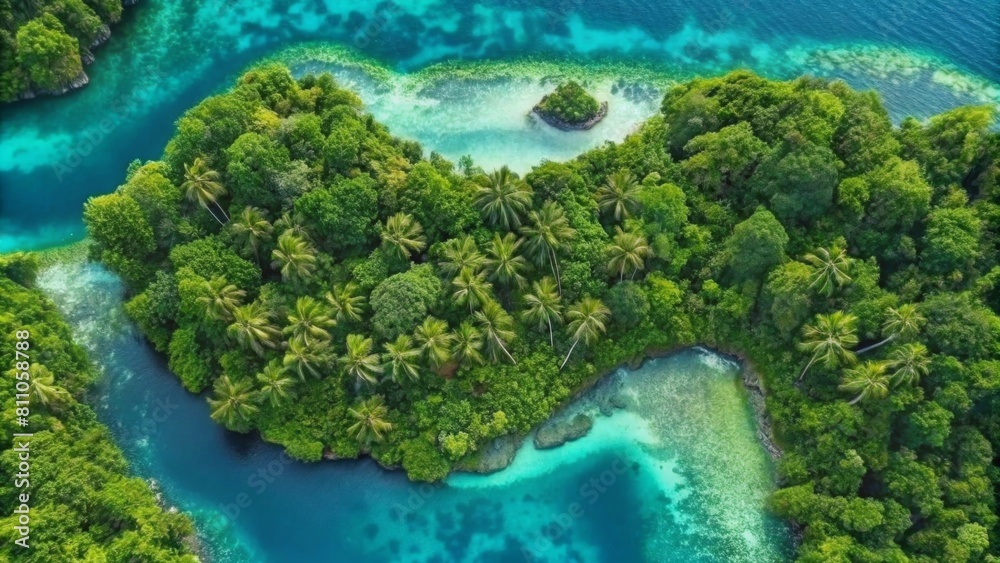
[
  {"x1": 533, "y1": 80, "x2": 607, "y2": 130},
  {"x1": 0, "y1": 0, "x2": 140, "y2": 102},
  {"x1": 0, "y1": 254, "x2": 197, "y2": 562},
  {"x1": 81, "y1": 64, "x2": 1000, "y2": 561}
]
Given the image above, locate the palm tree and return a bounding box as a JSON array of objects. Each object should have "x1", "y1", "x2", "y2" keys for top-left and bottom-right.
[
  {"x1": 857, "y1": 304, "x2": 926, "y2": 354},
  {"x1": 438, "y1": 236, "x2": 485, "y2": 278},
  {"x1": 271, "y1": 232, "x2": 317, "y2": 284},
  {"x1": 347, "y1": 396, "x2": 393, "y2": 447},
  {"x1": 483, "y1": 233, "x2": 528, "y2": 289},
  {"x1": 325, "y1": 282, "x2": 366, "y2": 324},
  {"x1": 797, "y1": 311, "x2": 859, "y2": 382},
  {"x1": 474, "y1": 300, "x2": 517, "y2": 365},
  {"x1": 274, "y1": 211, "x2": 310, "y2": 241},
  {"x1": 283, "y1": 336, "x2": 332, "y2": 380},
  {"x1": 229, "y1": 207, "x2": 272, "y2": 262},
  {"x1": 452, "y1": 321, "x2": 485, "y2": 366},
  {"x1": 227, "y1": 302, "x2": 282, "y2": 356},
  {"x1": 804, "y1": 246, "x2": 852, "y2": 297},
  {"x1": 606, "y1": 228, "x2": 652, "y2": 281},
  {"x1": 181, "y1": 156, "x2": 229, "y2": 224},
  {"x1": 561, "y1": 297, "x2": 610, "y2": 369},
  {"x1": 341, "y1": 334, "x2": 383, "y2": 388},
  {"x1": 521, "y1": 200, "x2": 576, "y2": 295},
  {"x1": 284, "y1": 296, "x2": 335, "y2": 345},
  {"x1": 208, "y1": 375, "x2": 259, "y2": 429},
  {"x1": 886, "y1": 343, "x2": 930, "y2": 388},
  {"x1": 27, "y1": 365, "x2": 69, "y2": 410},
  {"x1": 196, "y1": 276, "x2": 245, "y2": 322},
  {"x1": 382, "y1": 335, "x2": 421, "y2": 383},
  {"x1": 413, "y1": 317, "x2": 454, "y2": 370},
  {"x1": 256, "y1": 360, "x2": 297, "y2": 407},
  {"x1": 839, "y1": 361, "x2": 892, "y2": 405},
  {"x1": 452, "y1": 267, "x2": 493, "y2": 312},
  {"x1": 596, "y1": 170, "x2": 640, "y2": 222},
  {"x1": 522, "y1": 277, "x2": 563, "y2": 347},
  {"x1": 474, "y1": 166, "x2": 533, "y2": 230},
  {"x1": 380, "y1": 212, "x2": 427, "y2": 261}
]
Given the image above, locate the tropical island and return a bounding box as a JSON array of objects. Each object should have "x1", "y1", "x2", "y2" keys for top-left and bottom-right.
[
  {"x1": 66, "y1": 62, "x2": 1000, "y2": 561},
  {"x1": 533, "y1": 80, "x2": 608, "y2": 130},
  {"x1": 0, "y1": 0, "x2": 138, "y2": 102}
]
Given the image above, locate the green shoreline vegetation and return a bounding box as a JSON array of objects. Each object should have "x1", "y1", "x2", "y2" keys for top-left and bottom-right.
[
  {"x1": 75, "y1": 63, "x2": 1000, "y2": 560},
  {"x1": 0, "y1": 0, "x2": 139, "y2": 102},
  {"x1": 0, "y1": 253, "x2": 197, "y2": 562}
]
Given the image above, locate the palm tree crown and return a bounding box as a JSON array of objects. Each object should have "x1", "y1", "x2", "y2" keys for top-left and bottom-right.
[
  {"x1": 227, "y1": 301, "x2": 281, "y2": 356},
  {"x1": 474, "y1": 166, "x2": 534, "y2": 230},
  {"x1": 561, "y1": 297, "x2": 610, "y2": 369},
  {"x1": 840, "y1": 361, "x2": 892, "y2": 405},
  {"x1": 381, "y1": 212, "x2": 427, "y2": 261},
  {"x1": 595, "y1": 169, "x2": 640, "y2": 222},
  {"x1": 197, "y1": 276, "x2": 245, "y2": 322},
  {"x1": 452, "y1": 267, "x2": 493, "y2": 312},
  {"x1": 325, "y1": 282, "x2": 366, "y2": 324},
  {"x1": 857, "y1": 304, "x2": 926, "y2": 354},
  {"x1": 804, "y1": 245, "x2": 852, "y2": 297},
  {"x1": 181, "y1": 156, "x2": 229, "y2": 224},
  {"x1": 229, "y1": 206, "x2": 272, "y2": 261},
  {"x1": 438, "y1": 236, "x2": 485, "y2": 278},
  {"x1": 256, "y1": 360, "x2": 297, "y2": 407},
  {"x1": 474, "y1": 300, "x2": 517, "y2": 364},
  {"x1": 606, "y1": 227, "x2": 652, "y2": 281},
  {"x1": 797, "y1": 311, "x2": 859, "y2": 381},
  {"x1": 887, "y1": 343, "x2": 930, "y2": 387},
  {"x1": 341, "y1": 334, "x2": 383, "y2": 387},
  {"x1": 208, "y1": 375, "x2": 259, "y2": 429},
  {"x1": 522, "y1": 277, "x2": 563, "y2": 347},
  {"x1": 383, "y1": 335, "x2": 422, "y2": 383},
  {"x1": 413, "y1": 317, "x2": 455, "y2": 369},
  {"x1": 284, "y1": 296, "x2": 335, "y2": 345},
  {"x1": 520, "y1": 200, "x2": 576, "y2": 295},
  {"x1": 271, "y1": 231, "x2": 317, "y2": 284},
  {"x1": 347, "y1": 396, "x2": 393, "y2": 447},
  {"x1": 483, "y1": 233, "x2": 528, "y2": 289}
]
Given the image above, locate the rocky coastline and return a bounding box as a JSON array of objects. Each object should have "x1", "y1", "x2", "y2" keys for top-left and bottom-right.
[
  {"x1": 13, "y1": 2, "x2": 137, "y2": 102},
  {"x1": 532, "y1": 100, "x2": 608, "y2": 131},
  {"x1": 463, "y1": 344, "x2": 785, "y2": 477}
]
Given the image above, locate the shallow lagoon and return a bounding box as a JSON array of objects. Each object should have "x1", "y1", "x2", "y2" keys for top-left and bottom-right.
[
  {"x1": 38, "y1": 260, "x2": 792, "y2": 562},
  {"x1": 1, "y1": 0, "x2": 998, "y2": 251}
]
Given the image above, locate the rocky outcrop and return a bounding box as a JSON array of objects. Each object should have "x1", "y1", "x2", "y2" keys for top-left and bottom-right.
[
  {"x1": 466, "y1": 434, "x2": 522, "y2": 474},
  {"x1": 533, "y1": 100, "x2": 608, "y2": 131},
  {"x1": 9, "y1": 3, "x2": 137, "y2": 103},
  {"x1": 742, "y1": 365, "x2": 783, "y2": 461},
  {"x1": 533, "y1": 414, "x2": 594, "y2": 449},
  {"x1": 17, "y1": 71, "x2": 90, "y2": 100}
]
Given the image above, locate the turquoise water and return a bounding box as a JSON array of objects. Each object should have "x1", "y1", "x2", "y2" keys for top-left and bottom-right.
[
  {"x1": 37, "y1": 260, "x2": 792, "y2": 562},
  {"x1": 1, "y1": 0, "x2": 998, "y2": 251}
]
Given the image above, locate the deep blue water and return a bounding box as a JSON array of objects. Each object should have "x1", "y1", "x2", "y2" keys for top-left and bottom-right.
[
  {"x1": 38, "y1": 261, "x2": 792, "y2": 562},
  {"x1": 0, "y1": 0, "x2": 998, "y2": 251}
]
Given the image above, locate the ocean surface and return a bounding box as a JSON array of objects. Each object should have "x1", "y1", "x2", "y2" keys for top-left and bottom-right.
[
  {"x1": 38, "y1": 261, "x2": 792, "y2": 562},
  {"x1": 0, "y1": 0, "x2": 998, "y2": 251}
]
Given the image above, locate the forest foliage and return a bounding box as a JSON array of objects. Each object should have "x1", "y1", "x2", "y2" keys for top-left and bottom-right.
[
  {"x1": 81, "y1": 64, "x2": 1000, "y2": 561},
  {"x1": 0, "y1": 0, "x2": 130, "y2": 101},
  {"x1": 0, "y1": 254, "x2": 196, "y2": 561}
]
